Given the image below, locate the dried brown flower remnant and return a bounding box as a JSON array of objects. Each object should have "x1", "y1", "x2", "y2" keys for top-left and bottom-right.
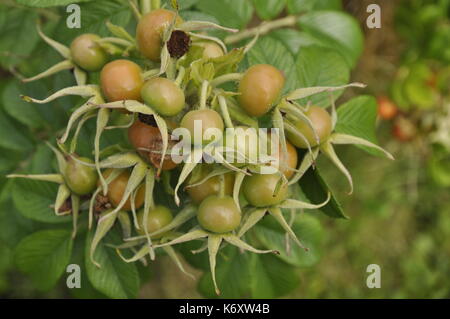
[
  {"x1": 138, "y1": 113, "x2": 157, "y2": 127},
  {"x1": 167, "y1": 30, "x2": 191, "y2": 58},
  {"x1": 95, "y1": 194, "x2": 111, "y2": 214}
]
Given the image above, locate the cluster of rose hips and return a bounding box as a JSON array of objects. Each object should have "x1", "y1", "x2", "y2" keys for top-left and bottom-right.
[{"x1": 9, "y1": 6, "x2": 392, "y2": 294}]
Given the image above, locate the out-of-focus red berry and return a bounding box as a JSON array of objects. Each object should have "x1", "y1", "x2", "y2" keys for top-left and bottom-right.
[
  {"x1": 377, "y1": 96, "x2": 398, "y2": 120},
  {"x1": 392, "y1": 117, "x2": 416, "y2": 142}
]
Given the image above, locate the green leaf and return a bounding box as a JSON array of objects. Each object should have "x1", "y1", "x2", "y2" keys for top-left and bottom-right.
[
  {"x1": 0, "y1": 196, "x2": 35, "y2": 248},
  {"x1": 176, "y1": 0, "x2": 200, "y2": 10},
  {"x1": 335, "y1": 95, "x2": 383, "y2": 157},
  {"x1": 295, "y1": 45, "x2": 350, "y2": 107},
  {"x1": 195, "y1": 0, "x2": 254, "y2": 29},
  {"x1": 252, "y1": 0, "x2": 286, "y2": 20},
  {"x1": 254, "y1": 214, "x2": 324, "y2": 267},
  {"x1": 30, "y1": 143, "x2": 55, "y2": 174},
  {"x1": 15, "y1": 0, "x2": 94, "y2": 7},
  {"x1": 85, "y1": 230, "x2": 140, "y2": 299},
  {"x1": 14, "y1": 229, "x2": 73, "y2": 290},
  {"x1": 0, "y1": 147, "x2": 22, "y2": 174},
  {"x1": 287, "y1": 0, "x2": 342, "y2": 14},
  {"x1": 248, "y1": 253, "x2": 300, "y2": 298},
  {"x1": 269, "y1": 29, "x2": 325, "y2": 55},
  {"x1": 179, "y1": 11, "x2": 220, "y2": 24},
  {"x1": 12, "y1": 178, "x2": 71, "y2": 224},
  {"x1": 300, "y1": 168, "x2": 348, "y2": 219},
  {"x1": 198, "y1": 246, "x2": 251, "y2": 298},
  {"x1": 0, "y1": 109, "x2": 33, "y2": 152},
  {"x1": 2, "y1": 81, "x2": 46, "y2": 129},
  {"x1": 0, "y1": 7, "x2": 40, "y2": 68},
  {"x1": 298, "y1": 11, "x2": 364, "y2": 67},
  {"x1": 246, "y1": 36, "x2": 298, "y2": 94}
]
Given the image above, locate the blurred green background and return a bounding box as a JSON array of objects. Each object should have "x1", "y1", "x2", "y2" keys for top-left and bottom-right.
[{"x1": 1, "y1": 0, "x2": 449, "y2": 298}]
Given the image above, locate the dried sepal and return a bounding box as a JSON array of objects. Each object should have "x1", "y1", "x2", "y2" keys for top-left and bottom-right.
[
  {"x1": 55, "y1": 184, "x2": 72, "y2": 216},
  {"x1": 88, "y1": 188, "x2": 102, "y2": 229},
  {"x1": 97, "y1": 100, "x2": 169, "y2": 176},
  {"x1": 73, "y1": 66, "x2": 87, "y2": 86},
  {"x1": 21, "y1": 85, "x2": 99, "y2": 104},
  {"x1": 233, "y1": 171, "x2": 245, "y2": 210},
  {"x1": 106, "y1": 21, "x2": 136, "y2": 43},
  {"x1": 210, "y1": 73, "x2": 244, "y2": 87},
  {"x1": 129, "y1": 188, "x2": 139, "y2": 230},
  {"x1": 174, "y1": 148, "x2": 203, "y2": 206},
  {"x1": 142, "y1": 168, "x2": 156, "y2": 260},
  {"x1": 46, "y1": 141, "x2": 68, "y2": 173},
  {"x1": 110, "y1": 238, "x2": 146, "y2": 249},
  {"x1": 127, "y1": 0, "x2": 142, "y2": 20},
  {"x1": 143, "y1": 68, "x2": 160, "y2": 80},
  {"x1": 153, "y1": 229, "x2": 209, "y2": 248},
  {"x1": 60, "y1": 99, "x2": 99, "y2": 144},
  {"x1": 36, "y1": 23, "x2": 71, "y2": 59},
  {"x1": 329, "y1": 93, "x2": 338, "y2": 130},
  {"x1": 71, "y1": 194, "x2": 80, "y2": 239},
  {"x1": 285, "y1": 209, "x2": 296, "y2": 256},
  {"x1": 159, "y1": 44, "x2": 171, "y2": 76},
  {"x1": 237, "y1": 208, "x2": 267, "y2": 237},
  {"x1": 217, "y1": 95, "x2": 234, "y2": 128},
  {"x1": 23, "y1": 60, "x2": 74, "y2": 83},
  {"x1": 118, "y1": 211, "x2": 132, "y2": 239},
  {"x1": 90, "y1": 210, "x2": 120, "y2": 268},
  {"x1": 103, "y1": 162, "x2": 148, "y2": 218},
  {"x1": 268, "y1": 207, "x2": 308, "y2": 251},
  {"x1": 191, "y1": 242, "x2": 208, "y2": 254},
  {"x1": 188, "y1": 32, "x2": 228, "y2": 54},
  {"x1": 286, "y1": 83, "x2": 366, "y2": 101},
  {"x1": 89, "y1": 168, "x2": 123, "y2": 228},
  {"x1": 70, "y1": 111, "x2": 97, "y2": 153},
  {"x1": 281, "y1": 100, "x2": 320, "y2": 145},
  {"x1": 283, "y1": 119, "x2": 314, "y2": 158},
  {"x1": 278, "y1": 192, "x2": 331, "y2": 210},
  {"x1": 117, "y1": 244, "x2": 150, "y2": 263},
  {"x1": 179, "y1": 21, "x2": 238, "y2": 33},
  {"x1": 105, "y1": 114, "x2": 135, "y2": 130},
  {"x1": 6, "y1": 174, "x2": 64, "y2": 184},
  {"x1": 272, "y1": 107, "x2": 288, "y2": 162},
  {"x1": 162, "y1": 246, "x2": 196, "y2": 280},
  {"x1": 320, "y1": 141, "x2": 354, "y2": 194},
  {"x1": 186, "y1": 166, "x2": 230, "y2": 189},
  {"x1": 274, "y1": 174, "x2": 289, "y2": 201},
  {"x1": 162, "y1": 171, "x2": 175, "y2": 195},
  {"x1": 130, "y1": 247, "x2": 148, "y2": 266},
  {"x1": 151, "y1": 113, "x2": 169, "y2": 177},
  {"x1": 227, "y1": 100, "x2": 258, "y2": 128},
  {"x1": 330, "y1": 133, "x2": 394, "y2": 160},
  {"x1": 288, "y1": 147, "x2": 319, "y2": 185},
  {"x1": 98, "y1": 152, "x2": 143, "y2": 169},
  {"x1": 95, "y1": 108, "x2": 111, "y2": 194},
  {"x1": 207, "y1": 234, "x2": 223, "y2": 295},
  {"x1": 209, "y1": 150, "x2": 250, "y2": 175},
  {"x1": 223, "y1": 234, "x2": 278, "y2": 255},
  {"x1": 149, "y1": 205, "x2": 196, "y2": 238}
]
